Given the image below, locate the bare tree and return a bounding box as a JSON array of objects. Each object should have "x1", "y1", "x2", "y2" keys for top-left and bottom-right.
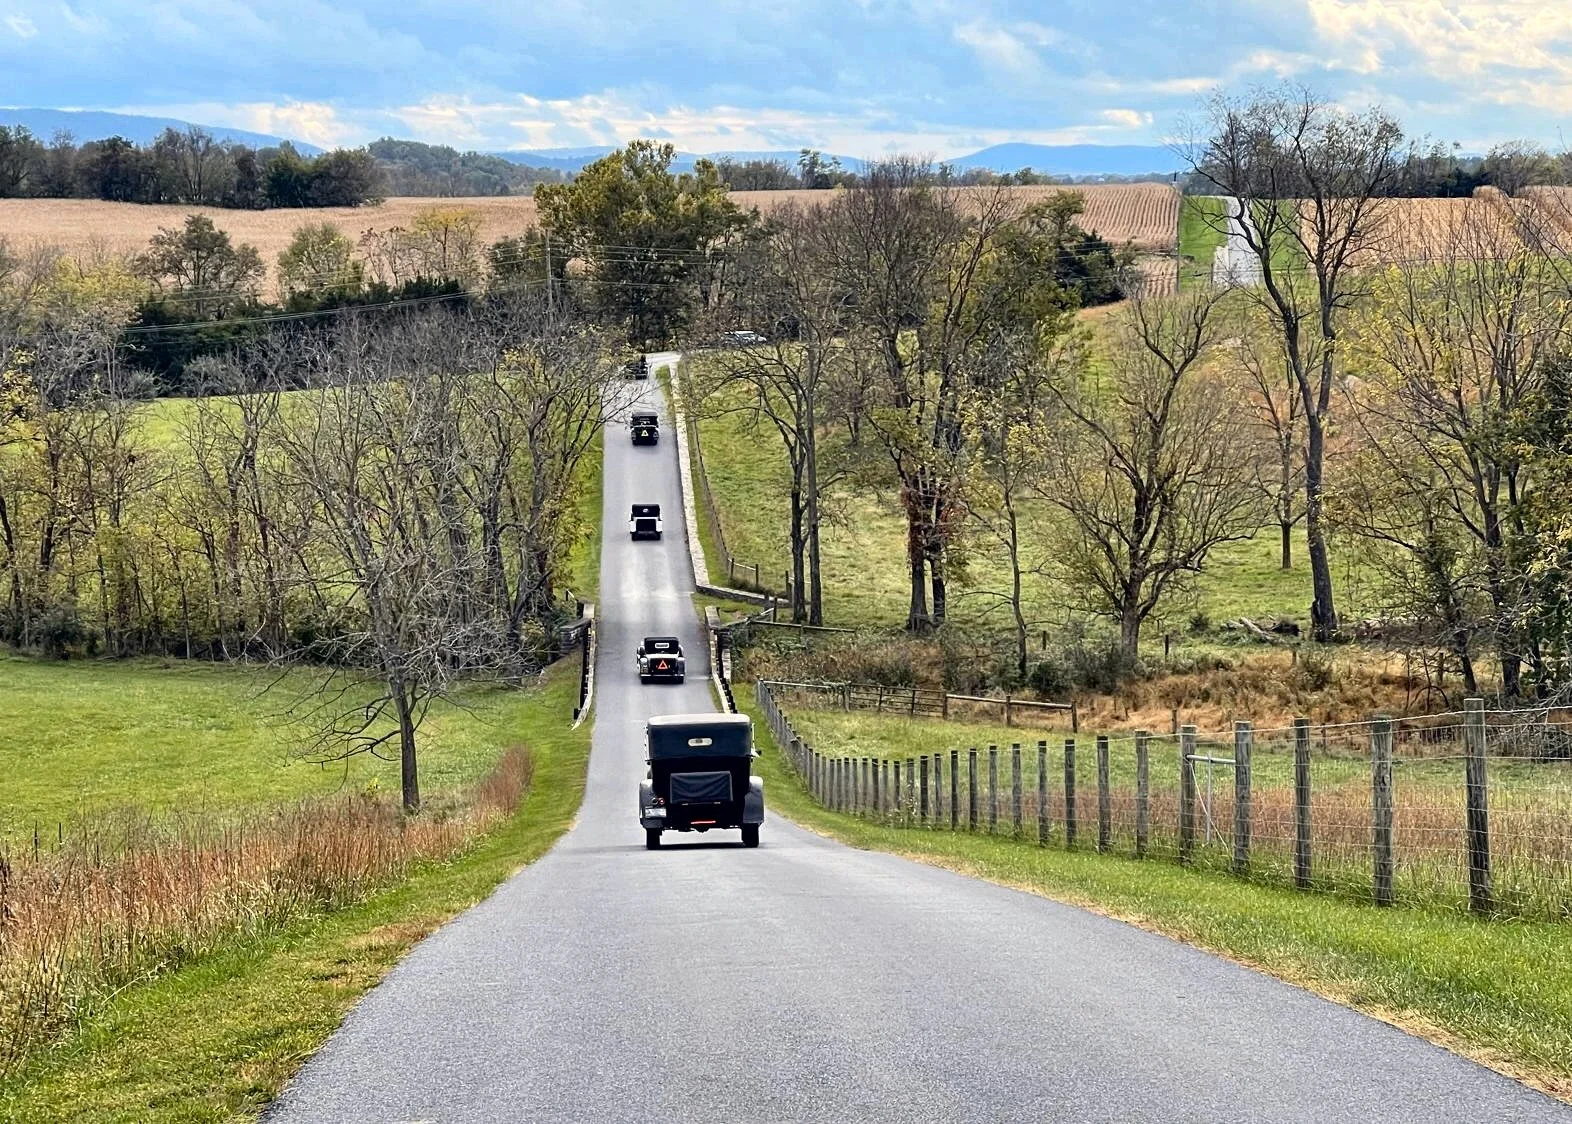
[
  {"x1": 1228, "y1": 309, "x2": 1304, "y2": 569},
  {"x1": 1038, "y1": 291, "x2": 1260, "y2": 657},
  {"x1": 1189, "y1": 86, "x2": 1405, "y2": 639}
]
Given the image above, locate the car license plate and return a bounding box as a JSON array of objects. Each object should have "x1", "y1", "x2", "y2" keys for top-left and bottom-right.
[{"x1": 646, "y1": 807, "x2": 666, "y2": 817}]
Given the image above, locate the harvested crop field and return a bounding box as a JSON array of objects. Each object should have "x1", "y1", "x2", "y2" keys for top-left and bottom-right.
[
  {"x1": 0, "y1": 183, "x2": 1181, "y2": 281},
  {"x1": 730, "y1": 183, "x2": 1179, "y2": 251},
  {"x1": 0, "y1": 196, "x2": 542, "y2": 281},
  {"x1": 1303, "y1": 189, "x2": 1572, "y2": 266}
]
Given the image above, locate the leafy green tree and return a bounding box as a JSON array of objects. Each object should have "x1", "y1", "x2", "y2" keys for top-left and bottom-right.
[
  {"x1": 307, "y1": 149, "x2": 384, "y2": 207},
  {"x1": 136, "y1": 215, "x2": 264, "y2": 317},
  {"x1": 264, "y1": 144, "x2": 313, "y2": 208},
  {"x1": 0, "y1": 126, "x2": 41, "y2": 197},
  {"x1": 534, "y1": 140, "x2": 752, "y2": 343},
  {"x1": 277, "y1": 222, "x2": 362, "y2": 300}
]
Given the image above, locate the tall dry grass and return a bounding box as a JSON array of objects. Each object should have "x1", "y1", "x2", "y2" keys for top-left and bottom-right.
[{"x1": 0, "y1": 746, "x2": 532, "y2": 1074}]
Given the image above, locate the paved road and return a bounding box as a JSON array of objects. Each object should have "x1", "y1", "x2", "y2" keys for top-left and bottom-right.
[
  {"x1": 269, "y1": 358, "x2": 1564, "y2": 1122},
  {"x1": 1212, "y1": 196, "x2": 1264, "y2": 288}
]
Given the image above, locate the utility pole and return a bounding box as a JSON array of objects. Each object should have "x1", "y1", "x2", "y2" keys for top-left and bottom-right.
[{"x1": 544, "y1": 227, "x2": 554, "y2": 316}]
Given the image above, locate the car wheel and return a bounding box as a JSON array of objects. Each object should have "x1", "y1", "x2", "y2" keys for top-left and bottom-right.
[
  {"x1": 639, "y1": 674, "x2": 649, "y2": 684},
  {"x1": 645, "y1": 829, "x2": 662, "y2": 850},
  {"x1": 741, "y1": 824, "x2": 760, "y2": 848}
]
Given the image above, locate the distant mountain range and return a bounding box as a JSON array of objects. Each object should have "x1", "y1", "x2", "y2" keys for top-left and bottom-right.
[
  {"x1": 492, "y1": 143, "x2": 1182, "y2": 178},
  {"x1": 0, "y1": 108, "x2": 324, "y2": 154},
  {"x1": 1, "y1": 108, "x2": 1185, "y2": 177}
]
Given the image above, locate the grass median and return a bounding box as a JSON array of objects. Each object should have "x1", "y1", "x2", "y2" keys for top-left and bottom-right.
[{"x1": 741, "y1": 690, "x2": 1572, "y2": 1102}]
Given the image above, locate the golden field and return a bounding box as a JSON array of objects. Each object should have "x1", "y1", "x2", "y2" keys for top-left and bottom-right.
[{"x1": 0, "y1": 183, "x2": 1180, "y2": 279}]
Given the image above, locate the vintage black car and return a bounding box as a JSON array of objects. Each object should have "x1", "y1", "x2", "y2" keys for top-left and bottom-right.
[
  {"x1": 623, "y1": 354, "x2": 649, "y2": 380},
  {"x1": 639, "y1": 712, "x2": 763, "y2": 849},
  {"x1": 630, "y1": 412, "x2": 659, "y2": 445},
  {"x1": 636, "y1": 636, "x2": 685, "y2": 683},
  {"x1": 629, "y1": 503, "x2": 662, "y2": 540}
]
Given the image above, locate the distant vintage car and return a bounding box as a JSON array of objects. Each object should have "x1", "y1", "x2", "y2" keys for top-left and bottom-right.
[
  {"x1": 630, "y1": 503, "x2": 662, "y2": 540},
  {"x1": 623, "y1": 354, "x2": 649, "y2": 379},
  {"x1": 636, "y1": 636, "x2": 685, "y2": 684},
  {"x1": 639, "y1": 712, "x2": 763, "y2": 849},
  {"x1": 721, "y1": 330, "x2": 767, "y2": 348},
  {"x1": 630, "y1": 412, "x2": 659, "y2": 445}
]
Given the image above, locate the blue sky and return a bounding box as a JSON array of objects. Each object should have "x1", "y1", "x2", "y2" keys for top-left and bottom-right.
[{"x1": 3, "y1": 1, "x2": 1569, "y2": 155}]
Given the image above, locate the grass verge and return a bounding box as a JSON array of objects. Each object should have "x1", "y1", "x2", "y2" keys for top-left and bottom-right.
[
  {"x1": 0, "y1": 661, "x2": 590, "y2": 1124},
  {"x1": 741, "y1": 691, "x2": 1572, "y2": 1101},
  {"x1": 1178, "y1": 195, "x2": 1228, "y2": 287}
]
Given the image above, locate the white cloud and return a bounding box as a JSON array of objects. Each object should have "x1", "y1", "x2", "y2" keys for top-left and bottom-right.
[
  {"x1": 953, "y1": 20, "x2": 1043, "y2": 78},
  {"x1": 1307, "y1": 1, "x2": 1572, "y2": 107},
  {"x1": 124, "y1": 100, "x2": 363, "y2": 148},
  {"x1": 5, "y1": 15, "x2": 37, "y2": 38},
  {"x1": 1100, "y1": 108, "x2": 1153, "y2": 129}
]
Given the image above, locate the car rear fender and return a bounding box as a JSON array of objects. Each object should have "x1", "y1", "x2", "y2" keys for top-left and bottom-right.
[{"x1": 743, "y1": 776, "x2": 765, "y2": 824}]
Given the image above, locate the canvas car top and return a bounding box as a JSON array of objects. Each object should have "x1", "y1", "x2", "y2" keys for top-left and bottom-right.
[
  {"x1": 642, "y1": 636, "x2": 680, "y2": 652},
  {"x1": 630, "y1": 412, "x2": 658, "y2": 425},
  {"x1": 646, "y1": 713, "x2": 753, "y2": 759},
  {"x1": 632, "y1": 504, "x2": 661, "y2": 518}
]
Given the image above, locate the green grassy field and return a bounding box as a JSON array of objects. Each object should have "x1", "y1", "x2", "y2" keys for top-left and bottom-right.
[
  {"x1": 1178, "y1": 195, "x2": 1227, "y2": 287},
  {"x1": 740, "y1": 694, "x2": 1572, "y2": 1100},
  {"x1": 687, "y1": 358, "x2": 1371, "y2": 636},
  {"x1": 0, "y1": 660, "x2": 590, "y2": 1123},
  {"x1": 0, "y1": 656, "x2": 552, "y2": 841}
]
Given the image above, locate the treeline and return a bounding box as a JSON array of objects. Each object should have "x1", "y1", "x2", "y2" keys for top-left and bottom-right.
[
  {"x1": 368, "y1": 138, "x2": 566, "y2": 196},
  {"x1": 0, "y1": 293, "x2": 607, "y2": 805},
  {"x1": 0, "y1": 125, "x2": 383, "y2": 207},
  {"x1": 1189, "y1": 135, "x2": 1572, "y2": 199},
  {"x1": 714, "y1": 149, "x2": 1158, "y2": 192}
]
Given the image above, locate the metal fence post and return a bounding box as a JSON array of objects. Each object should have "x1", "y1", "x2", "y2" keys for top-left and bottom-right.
[
  {"x1": 1011, "y1": 743, "x2": 1023, "y2": 838},
  {"x1": 1037, "y1": 740, "x2": 1049, "y2": 845},
  {"x1": 1134, "y1": 731, "x2": 1150, "y2": 859},
  {"x1": 1464, "y1": 699, "x2": 1493, "y2": 914},
  {"x1": 1371, "y1": 716, "x2": 1395, "y2": 906},
  {"x1": 1063, "y1": 738, "x2": 1078, "y2": 849},
  {"x1": 1233, "y1": 721, "x2": 1253, "y2": 875},
  {"x1": 1096, "y1": 734, "x2": 1111, "y2": 852},
  {"x1": 1179, "y1": 725, "x2": 1196, "y2": 864},
  {"x1": 1293, "y1": 718, "x2": 1311, "y2": 889}
]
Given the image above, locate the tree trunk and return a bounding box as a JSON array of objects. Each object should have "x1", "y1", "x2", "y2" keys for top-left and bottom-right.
[
  {"x1": 1008, "y1": 500, "x2": 1027, "y2": 682},
  {"x1": 789, "y1": 484, "x2": 806, "y2": 623},
  {"x1": 1119, "y1": 598, "x2": 1142, "y2": 660},
  {"x1": 903, "y1": 482, "x2": 931, "y2": 632},
  {"x1": 1303, "y1": 413, "x2": 1338, "y2": 640},
  {"x1": 394, "y1": 683, "x2": 421, "y2": 812},
  {"x1": 1280, "y1": 521, "x2": 1292, "y2": 570},
  {"x1": 804, "y1": 392, "x2": 823, "y2": 627}
]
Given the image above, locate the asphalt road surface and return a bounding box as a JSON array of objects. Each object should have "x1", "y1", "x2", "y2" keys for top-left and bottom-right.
[{"x1": 269, "y1": 358, "x2": 1564, "y2": 1123}]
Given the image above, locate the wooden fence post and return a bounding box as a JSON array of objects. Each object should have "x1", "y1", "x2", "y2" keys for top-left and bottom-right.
[
  {"x1": 1134, "y1": 731, "x2": 1150, "y2": 859},
  {"x1": 1005, "y1": 695, "x2": 1013, "y2": 727},
  {"x1": 933, "y1": 749, "x2": 943, "y2": 826},
  {"x1": 1233, "y1": 722, "x2": 1252, "y2": 876},
  {"x1": 920, "y1": 756, "x2": 930, "y2": 826},
  {"x1": 1037, "y1": 740, "x2": 1049, "y2": 845},
  {"x1": 1096, "y1": 734, "x2": 1111, "y2": 852},
  {"x1": 968, "y1": 748, "x2": 978, "y2": 830},
  {"x1": 1011, "y1": 743, "x2": 1023, "y2": 838},
  {"x1": 906, "y1": 757, "x2": 916, "y2": 824},
  {"x1": 1371, "y1": 716, "x2": 1395, "y2": 906},
  {"x1": 872, "y1": 756, "x2": 881, "y2": 819},
  {"x1": 862, "y1": 758, "x2": 872, "y2": 816},
  {"x1": 892, "y1": 760, "x2": 902, "y2": 824},
  {"x1": 1293, "y1": 718, "x2": 1311, "y2": 889},
  {"x1": 1464, "y1": 698, "x2": 1493, "y2": 915},
  {"x1": 988, "y1": 746, "x2": 999, "y2": 834},
  {"x1": 881, "y1": 760, "x2": 891, "y2": 822},
  {"x1": 1179, "y1": 725, "x2": 1196, "y2": 864},
  {"x1": 1063, "y1": 738, "x2": 1078, "y2": 848},
  {"x1": 950, "y1": 750, "x2": 959, "y2": 830}
]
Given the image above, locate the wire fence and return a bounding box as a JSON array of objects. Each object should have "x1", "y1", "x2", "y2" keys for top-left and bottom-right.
[{"x1": 757, "y1": 680, "x2": 1572, "y2": 921}]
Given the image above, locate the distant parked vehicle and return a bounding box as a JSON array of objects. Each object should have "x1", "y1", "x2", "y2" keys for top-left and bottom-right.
[
  {"x1": 630, "y1": 503, "x2": 662, "y2": 540},
  {"x1": 636, "y1": 636, "x2": 686, "y2": 684},
  {"x1": 629, "y1": 412, "x2": 659, "y2": 445},
  {"x1": 721, "y1": 330, "x2": 767, "y2": 348},
  {"x1": 639, "y1": 712, "x2": 763, "y2": 849}
]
